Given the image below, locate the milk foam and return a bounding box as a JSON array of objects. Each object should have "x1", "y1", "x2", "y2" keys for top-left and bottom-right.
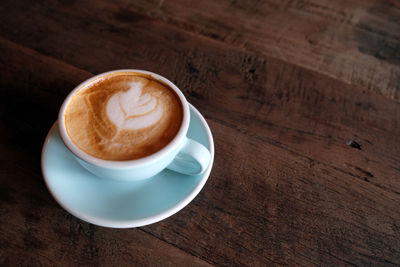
[{"x1": 106, "y1": 82, "x2": 163, "y2": 130}]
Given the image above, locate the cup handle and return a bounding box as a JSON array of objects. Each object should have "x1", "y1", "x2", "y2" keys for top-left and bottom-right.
[{"x1": 167, "y1": 137, "x2": 211, "y2": 175}]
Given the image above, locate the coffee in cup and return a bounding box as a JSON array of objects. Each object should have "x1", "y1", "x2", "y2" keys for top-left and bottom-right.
[{"x1": 64, "y1": 72, "x2": 183, "y2": 161}]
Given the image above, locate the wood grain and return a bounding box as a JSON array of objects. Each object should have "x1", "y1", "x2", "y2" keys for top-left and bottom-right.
[
  {"x1": 118, "y1": 0, "x2": 400, "y2": 100},
  {"x1": 0, "y1": 0, "x2": 399, "y2": 266},
  {"x1": 2, "y1": 0, "x2": 399, "y2": 100}
]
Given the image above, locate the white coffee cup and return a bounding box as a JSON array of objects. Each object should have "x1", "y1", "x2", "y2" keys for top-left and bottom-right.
[{"x1": 58, "y1": 69, "x2": 211, "y2": 181}]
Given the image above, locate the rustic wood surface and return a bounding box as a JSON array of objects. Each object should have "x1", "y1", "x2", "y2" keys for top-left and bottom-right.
[{"x1": 0, "y1": 0, "x2": 399, "y2": 266}]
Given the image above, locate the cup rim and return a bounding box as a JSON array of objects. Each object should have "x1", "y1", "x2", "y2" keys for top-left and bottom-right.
[{"x1": 58, "y1": 69, "x2": 190, "y2": 169}]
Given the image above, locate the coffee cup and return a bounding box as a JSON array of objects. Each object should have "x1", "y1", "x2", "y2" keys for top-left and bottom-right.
[{"x1": 58, "y1": 69, "x2": 211, "y2": 181}]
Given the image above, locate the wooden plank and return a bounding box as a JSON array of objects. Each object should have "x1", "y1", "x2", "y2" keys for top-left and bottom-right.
[
  {"x1": 0, "y1": 0, "x2": 399, "y2": 265},
  {"x1": 143, "y1": 119, "x2": 400, "y2": 266},
  {"x1": 0, "y1": 38, "x2": 212, "y2": 267},
  {"x1": 118, "y1": 0, "x2": 400, "y2": 100}
]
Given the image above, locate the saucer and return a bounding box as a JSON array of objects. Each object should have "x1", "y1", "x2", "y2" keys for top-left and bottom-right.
[{"x1": 41, "y1": 104, "x2": 214, "y2": 228}]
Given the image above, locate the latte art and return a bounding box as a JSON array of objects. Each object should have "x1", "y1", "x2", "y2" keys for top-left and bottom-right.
[
  {"x1": 64, "y1": 73, "x2": 183, "y2": 160},
  {"x1": 106, "y1": 82, "x2": 163, "y2": 130}
]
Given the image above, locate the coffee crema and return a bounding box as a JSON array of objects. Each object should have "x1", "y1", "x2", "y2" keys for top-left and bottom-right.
[{"x1": 65, "y1": 72, "x2": 183, "y2": 161}]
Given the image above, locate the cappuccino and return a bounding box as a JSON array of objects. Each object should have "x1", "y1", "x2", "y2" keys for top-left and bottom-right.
[{"x1": 64, "y1": 72, "x2": 183, "y2": 161}]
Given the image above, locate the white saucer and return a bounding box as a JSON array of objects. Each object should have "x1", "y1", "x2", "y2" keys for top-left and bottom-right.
[{"x1": 41, "y1": 104, "x2": 214, "y2": 228}]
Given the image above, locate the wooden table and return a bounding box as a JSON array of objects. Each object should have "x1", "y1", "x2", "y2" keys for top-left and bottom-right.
[{"x1": 1, "y1": 0, "x2": 399, "y2": 265}]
